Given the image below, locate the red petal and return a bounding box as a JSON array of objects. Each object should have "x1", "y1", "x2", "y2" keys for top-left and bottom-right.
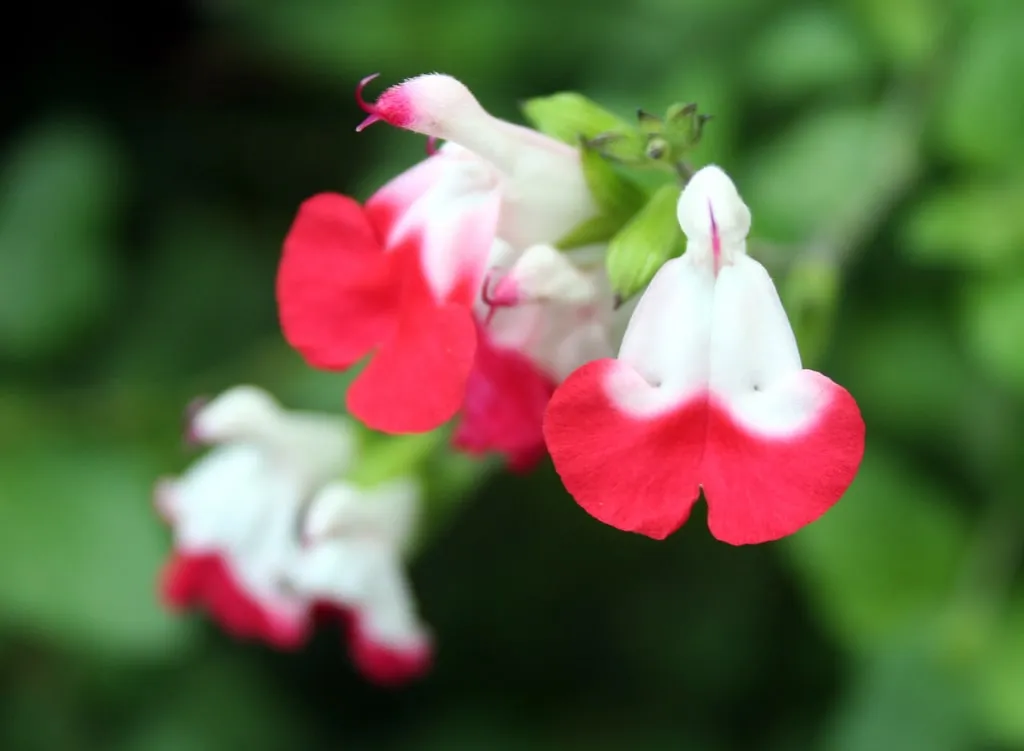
[
  {"x1": 277, "y1": 193, "x2": 401, "y2": 370},
  {"x1": 160, "y1": 552, "x2": 307, "y2": 649},
  {"x1": 544, "y1": 361, "x2": 865, "y2": 545},
  {"x1": 453, "y1": 322, "x2": 555, "y2": 471},
  {"x1": 347, "y1": 618, "x2": 432, "y2": 686},
  {"x1": 346, "y1": 292, "x2": 477, "y2": 433}
]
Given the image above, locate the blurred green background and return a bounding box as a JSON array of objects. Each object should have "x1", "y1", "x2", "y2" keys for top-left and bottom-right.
[{"x1": 2, "y1": 0, "x2": 1024, "y2": 748}]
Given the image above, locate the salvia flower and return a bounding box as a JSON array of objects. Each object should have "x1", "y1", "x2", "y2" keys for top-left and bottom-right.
[
  {"x1": 155, "y1": 385, "x2": 432, "y2": 685},
  {"x1": 454, "y1": 242, "x2": 617, "y2": 470},
  {"x1": 543, "y1": 165, "x2": 865, "y2": 545},
  {"x1": 277, "y1": 73, "x2": 604, "y2": 436}
]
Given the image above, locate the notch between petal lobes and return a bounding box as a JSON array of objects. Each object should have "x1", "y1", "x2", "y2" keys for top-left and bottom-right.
[{"x1": 543, "y1": 360, "x2": 864, "y2": 544}]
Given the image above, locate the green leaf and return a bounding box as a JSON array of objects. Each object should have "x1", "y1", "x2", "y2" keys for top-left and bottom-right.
[
  {"x1": 116, "y1": 652, "x2": 313, "y2": 751},
  {"x1": 779, "y1": 257, "x2": 840, "y2": 368},
  {"x1": 520, "y1": 92, "x2": 633, "y2": 145},
  {"x1": 745, "y1": 8, "x2": 873, "y2": 98},
  {"x1": 974, "y1": 597, "x2": 1024, "y2": 745},
  {"x1": 0, "y1": 118, "x2": 124, "y2": 361},
  {"x1": 0, "y1": 445, "x2": 191, "y2": 660},
  {"x1": 848, "y1": 0, "x2": 947, "y2": 71},
  {"x1": 825, "y1": 644, "x2": 976, "y2": 751},
  {"x1": 744, "y1": 105, "x2": 919, "y2": 243},
  {"x1": 960, "y1": 275, "x2": 1024, "y2": 397},
  {"x1": 830, "y1": 310, "x2": 974, "y2": 443},
  {"x1": 605, "y1": 183, "x2": 683, "y2": 300},
  {"x1": 785, "y1": 447, "x2": 969, "y2": 651},
  {"x1": 937, "y1": 4, "x2": 1024, "y2": 169},
  {"x1": 902, "y1": 181, "x2": 1024, "y2": 269}
]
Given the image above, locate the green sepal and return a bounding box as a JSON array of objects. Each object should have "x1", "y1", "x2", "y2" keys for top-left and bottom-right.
[
  {"x1": 345, "y1": 429, "x2": 445, "y2": 490},
  {"x1": 555, "y1": 142, "x2": 649, "y2": 250},
  {"x1": 520, "y1": 92, "x2": 633, "y2": 145},
  {"x1": 605, "y1": 182, "x2": 684, "y2": 301}
]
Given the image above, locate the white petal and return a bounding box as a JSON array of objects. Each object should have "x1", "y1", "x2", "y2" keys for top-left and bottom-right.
[
  {"x1": 302, "y1": 478, "x2": 421, "y2": 549},
  {"x1": 676, "y1": 165, "x2": 752, "y2": 259},
  {"x1": 167, "y1": 444, "x2": 272, "y2": 552},
  {"x1": 191, "y1": 386, "x2": 356, "y2": 491},
  {"x1": 190, "y1": 386, "x2": 280, "y2": 445},
  {"x1": 709, "y1": 255, "x2": 825, "y2": 437},
  {"x1": 489, "y1": 243, "x2": 599, "y2": 305},
  {"x1": 610, "y1": 254, "x2": 716, "y2": 414},
  {"x1": 389, "y1": 156, "x2": 502, "y2": 302},
  {"x1": 372, "y1": 75, "x2": 596, "y2": 250},
  {"x1": 287, "y1": 540, "x2": 427, "y2": 648}
]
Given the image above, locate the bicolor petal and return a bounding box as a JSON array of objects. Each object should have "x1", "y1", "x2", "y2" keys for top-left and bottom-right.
[
  {"x1": 453, "y1": 320, "x2": 556, "y2": 472},
  {"x1": 357, "y1": 73, "x2": 596, "y2": 248},
  {"x1": 544, "y1": 165, "x2": 865, "y2": 545},
  {"x1": 289, "y1": 480, "x2": 432, "y2": 685},
  {"x1": 155, "y1": 444, "x2": 311, "y2": 647}
]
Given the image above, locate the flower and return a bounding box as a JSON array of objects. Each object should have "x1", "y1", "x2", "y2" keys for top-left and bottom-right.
[
  {"x1": 276, "y1": 74, "x2": 599, "y2": 435},
  {"x1": 543, "y1": 165, "x2": 865, "y2": 545},
  {"x1": 454, "y1": 242, "x2": 618, "y2": 470},
  {"x1": 155, "y1": 385, "x2": 433, "y2": 685},
  {"x1": 287, "y1": 478, "x2": 433, "y2": 685},
  {"x1": 157, "y1": 385, "x2": 355, "y2": 647}
]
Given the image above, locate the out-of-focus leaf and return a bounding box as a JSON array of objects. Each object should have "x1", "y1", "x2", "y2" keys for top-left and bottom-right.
[
  {"x1": 0, "y1": 118, "x2": 123, "y2": 361},
  {"x1": 209, "y1": 0, "x2": 519, "y2": 83},
  {"x1": 937, "y1": 4, "x2": 1024, "y2": 169},
  {"x1": 848, "y1": 0, "x2": 947, "y2": 70},
  {"x1": 902, "y1": 181, "x2": 1024, "y2": 269},
  {"x1": 0, "y1": 445, "x2": 190, "y2": 660},
  {"x1": 104, "y1": 205, "x2": 277, "y2": 380},
  {"x1": 974, "y1": 597, "x2": 1024, "y2": 745},
  {"x1": 832, "y1": 311, "x2": 974, "y2": 442},
  {"x1": 785, "y1": 448, "x2": 969, "y2": 650},
  {"x1": 116, "y1": 652, "x2": 312, "y2": 751},
  {"x1": 744, "y1": 105, "x2": 918, "y2": 242},
  {"x1": 779, "y1": 256, "x2": 840, "y2": 367},
  {"x1": 745, "y1": 8, "x2": 873, "y2": 98},
  {"x1": 960, "y1": 275, "x2": 1024, "y2": 397},
  {"x1": 823, "y1": 643, "x2": 976, "y2": 751}
]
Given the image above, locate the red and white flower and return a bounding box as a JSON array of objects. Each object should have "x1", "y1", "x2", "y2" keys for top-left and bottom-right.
[
  {"x1": 454, "y1": 242, "x2": 618, "y2": 470},
  {"x1": 543, "y1": 165, "x2": 865, "y2": 545},
  {"x1": 155, "y1": 385, "x2": 432, "y2": 685},
  {"x1": 288, "y1": 478, "x2": 432, "y2": 685},
  {"x1": 277, "y1": 74, "x2": 600, "y2": 435}
]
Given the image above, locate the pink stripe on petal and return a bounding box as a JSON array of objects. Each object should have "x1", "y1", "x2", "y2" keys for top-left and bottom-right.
[{"x1": 544, "y1": 360, "x2": 865, "y2": 545}]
